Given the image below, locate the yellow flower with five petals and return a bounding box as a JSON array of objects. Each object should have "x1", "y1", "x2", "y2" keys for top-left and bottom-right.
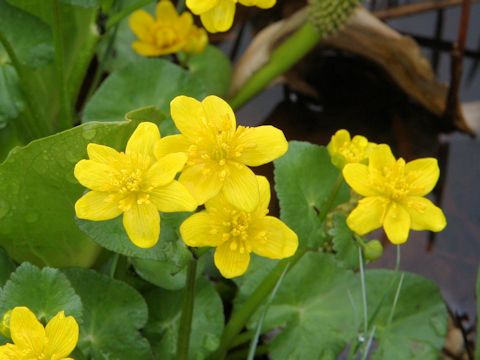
[
  {"x1": 0, "y1": 307, "x2": 78, "y2": 359},
  {"x1": 129, "y1": 0, "x2": 208, "y2": 56},
  {"x1": 186, "y1": 0, "x2": 276, "y2": 33},
  {"x1": 155, "y1": 95, "x2": 288, "y2": 212},
  {"x1": 180, "y1": 176, "x2": 298, "y2": 278},
  {"x1": 327, "y1": 129, "x2": 376, "y2": 170},
  {"x1": 74, "y1": 122, "x2": 197, "y2": 248},
  {"x1": 343, "y1": 144, "x2": 447, "y2": 244}
]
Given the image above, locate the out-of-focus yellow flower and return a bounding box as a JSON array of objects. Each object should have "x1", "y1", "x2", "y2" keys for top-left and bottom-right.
[
  {"x1": 0, "y1": 307, "x2": 78, "y2": 359},
  {"x1": 186, "y1": 0, "x2": 276, "y2": 33},
  {"x1": 129, "y1": 0, "x2": 208, "y2": 56},
  {"x1": 180, "y1": 176, "x2": 298, "y2": 278},
  {"x1": 74, "y1": 122, "x2": 197, "y2": 248},
  {"x1": 327, "y1": 129, "x2": 376, "y2": 170},
  {"x1": 155, "y1": 95, "x2": 288, "y2": 212},
  {"x1": 343, "y1": 145, "x2": 447, "y2": 244}
]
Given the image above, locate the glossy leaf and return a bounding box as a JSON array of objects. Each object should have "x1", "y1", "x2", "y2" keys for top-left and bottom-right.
[
  {"x1": 64, "y1": 268, "x2": 153, "y2": 359},
  {"x1": 0, "y1": 120, "x2": 140, "y2": 267}
]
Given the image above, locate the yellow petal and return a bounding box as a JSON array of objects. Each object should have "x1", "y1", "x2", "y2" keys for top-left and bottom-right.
[
  {"x1": 126, "y1": 122, "x2": 161, "y2": 157},
  {"x1": 201, "y1": 96, "x2": 236, "y2": 135},
  {"x1": 239, "y1": 0, "x2": 275, "y2": 7},
  {"x1": 44, "y1": 312, "x2": 78, "y2": 359},
  {"x1": 177, "y1": 12, "x2": 194, "y2": 35},
  {"x1": 250, "y1": 216, "x2": 298, "y2": 259},
  {"x1": 402, "y1": 196, "x2": 446, "y2": 232},
  {"x1": 155, "y1": 134, "x2": 190, "y2": 159},
  {"x1": 179, "y1": 163, "x2": 223, "y2": 205},
  {"x1": 186, "y1": 0, "x2": 219, "y2": 14},
  {"x1": 87, "y1": 143, "x2": 120, "y2": 165},
  {"x1": 180, "y1": 212, "x2": 225, "y2": 247},
  {"x1": 256, "y1": 175, "x2": 271, "y2": 213},
  {"x1": 383, "y1": 203, "x2": 411, "y2": 244},
  {"x1": 343, "y1": 163, "x2": 378, "y2": 197},
  {"x1": 0, "y1": 343, "x2": 23, "y2": 358},
  {"x1": 150, "y1": 180, "x2": 197, "y2": 212},
  {"x1": 222, "y1": 163, "x2": 259, "y2": 212},
  {"x1": 234, "y1": 125, "x2": 288, "y2": 166},
  {"x1": 74, "y1": 160, "x2": 115, "y2": 192},
  {"x1": 156, "y1": 0, "x2": 179, "y2": 23},
  {"x1": 132, "y1": 42, "x2": 163, "y2": 56},
  {"x1": 75, "y1": 191, "x2": 122, "y2": 221},
  {"x1": 145, "y1": 152, "x2": 187, "y2": 187},
  {"x1": 200, "y1": 0, "x2": 235, "y2": 33},
  {"x1": 214, "y1": 241, "x2": 250, "y2": 278},
  {"x1": 129, "y1": 10, "x2": 155, "y2": 41},
  {"x1": 123, "y1": 203, "x2": 160, "y2": 248},
  {"x1": 10, "y1": 307, "x2": 45, "y2": 355},
  {"x1": 346, "y1": 196, "x2": 389, "y2": 235},
  {"x1": 369, "y1": 144, "x2": 395, "y2": 171},
  {"x1": 183, "y1": 26, "x2": 208, "y2": 54},
  {"x1": 170, "y1": 96, "x2": 205, "y2": 140},
  {"x1": 405, "y1": 158, "x2": 440, "y2": 196}
]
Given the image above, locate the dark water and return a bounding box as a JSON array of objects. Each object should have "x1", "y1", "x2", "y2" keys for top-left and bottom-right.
[{"x1": 232, "y1": 2, "x2": 480, "y2": 326}]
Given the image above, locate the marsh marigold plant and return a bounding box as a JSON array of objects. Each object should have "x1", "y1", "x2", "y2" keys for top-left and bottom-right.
[
  {"x1": 343, "y1": 144, "x2": 447, "y2": 244},
  {"x1": 0, "y1": 307, "x2": 78, "y2": 359},
  {"x1": 180, "y1": 176, "x2": 298, "y2": 278},
  {"x1": 155, "y1": 95, "x2": 288, "y2": 212},
  {"x1": 327, "y1": 129, "x2": 376, "y2": 169},
  {"x1": 74, "y1": 122, "x2": 197, "y2": 248},
  {"x1": 186, "y1": 0, "x2": 276, "y2": 33},
  {"x1": 129, "y1": 0, "x2": 208, "y2": 57}
]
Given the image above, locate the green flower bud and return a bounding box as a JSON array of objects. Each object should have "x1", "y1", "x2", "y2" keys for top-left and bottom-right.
[
  {"x1": 363, "y1": 240, "x2": 383, "y2": 261},
  {"x1": 0, "y1": 310, "x2": 12, "y2": 339},
  {"x1": 308, "y1": 0, "x2": 361, "y2": 37}
]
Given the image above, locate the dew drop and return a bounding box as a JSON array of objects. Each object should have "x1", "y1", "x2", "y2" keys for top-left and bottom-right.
[
  {"x1": 0, "y1": 199, "x2": 9, "y2": 218},
  {"x1": 82, "y1": 127, "x2": 96, "y2": 141}
]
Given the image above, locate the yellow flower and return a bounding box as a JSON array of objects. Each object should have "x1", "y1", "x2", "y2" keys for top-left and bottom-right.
[
  {"x1": 327, "y1": 129, "x2": 376, "y2": 170},
  {"x1": 186, "y1": 0, "x2": 276, "y2": 33},
  {"x1": 74, "y1": 122, "x2": 197, "y2": 248},
  {"x1": 0, "y1": 307, "x2": 78, "y2": 359},
  {"x1": 129, "y1": 0, "x2": 208, "y2": 56},
  {"x1": 155, "y1": 95, "x2": 288, "y2": 212},
  {"x1": 343, "y1": 145, "x2": 447, "y2": 244},
  {"x1": 180, "y1": 176, "x2": 298, "y2": 278}
]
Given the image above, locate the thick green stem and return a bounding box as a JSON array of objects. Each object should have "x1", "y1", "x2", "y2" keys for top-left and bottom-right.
[
  {"x1": 52, "y1": 0, "x2": 73, "y2": 130},
  {"x1": 229, "y1": 23, "x2": 321, "y2": 110},
  {"x1": 176, "y1": 257, "x2": 197, "y2": 360}
]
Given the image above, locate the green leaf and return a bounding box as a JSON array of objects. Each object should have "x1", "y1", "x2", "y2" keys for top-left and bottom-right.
[
  {"x1": 186, "y1": 45, "x2": 232, "y2": 96},
  {"x1": 0, "y1": 64, "x2": 25, "y2": 127},
  {"x1": 64, "y1": 267, "x2": 153, "y2": 360},
  {"x1": 0, "y1": 263, "x2": 83, "y2": 323},
  {"x1": 83, "y1": 59, "x2": 206, "y2": 123},
  {"x1": 125, "y1": 105, "x2": 176, "y2": 135},
  {"x1": 258, "y1": 252, "x2": 447, "y2": 359},
  {"x1": 144, "y1": 278, "x2": 224, "y2": 359},
  {"x1": 330, "y1": 213, "x2": 358, "y2": 269},
  {"x1": 60, "y1": 0, "x2": 99, "y2": 7},
  {"x1": 0, "y1": 120, "x2": 140, "y2": 267},
  {"x1": 0, "y1": 0, "x2": 54, "y2": 67},
  {"x1": 77, "y1": 213, "x2": 191, "y2": 262},
  {"x1": 0, "y1": 248, "x2": 16, "y2": 287},
  {"x1": 274, "y1": 141, "x2": 349, "y2": 248}
]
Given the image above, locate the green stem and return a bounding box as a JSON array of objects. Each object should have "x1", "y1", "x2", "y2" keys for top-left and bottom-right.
[
  {"x1": 52, "y1": 0, "x2": 73, "y2": 130},
  {"x1": 361, "y1": 326, "x2": 376, "y2": 360},
  {"x1": 106, "y1": 0, "x2": 154, "y2": 30},
  {"x1": 0, "y1": 33, "x2": 48, "y2": 140},
  {"x1": 358, "y1": 247, "x2": 368, "y2": 337},
  {"x1": 176, "y1": 257, "x2": 197, "y2": 360},
  {"x1": 229, "y1": 331, "x2": 254, "y2": 349},
  {"x1": 109, "y1": 253, "x2": 120, "y2": 278},
  {"x1": 318, "y1": 173, "x2": 344, "y2": 223},
  {"x1": 229, "y1": 23, "x2": 321, "y2": 110}
]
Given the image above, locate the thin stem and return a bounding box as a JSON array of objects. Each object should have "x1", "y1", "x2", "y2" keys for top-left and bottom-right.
[
  {"x1": 318, "y1": 174, "x2": 344, "y2": 224},
  {"x1": 176, "y1": 257, "x2": 197, "y2": 360},
  {"x1": 109, "y1": 253, "x2": 120, "y2": 278},
  {"x1": 106, "y1": 0, "x2": 154, "y2": 30},
  {"x1": 229, "y1": 331, "x2": 254, "y2": 349},
  {"x1": 358, "y1": 247, "x2": 368, "y2": 337},
  {"x1": 52, "y1": 0, "x2": 73, "y2": 130},
  {"x1": 246, "y1": 264, "x2": 289, "y2": 360},
  {"x1": 386, "y1": 273, "x2": 405, "y2": 327},
  {"x1": 394, "y1": 244, "x2": 401, "y2": 272},
  {"x1": 361, "y1": 326, "x2": 376, "y2": 360}
]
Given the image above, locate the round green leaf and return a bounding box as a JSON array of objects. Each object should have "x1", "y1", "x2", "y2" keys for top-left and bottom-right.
[
  {"x1": 0, "y1": 262, "x2": 83, "y2": 323},
  {"x1": 274, "y1": 141, "x2": 350, "y2": 248},
  {"x1": 144, "y1": 277, "x2": 224, "y2": 359},
  {"x1": 83, "y1": 58, "x2": 206, "y2": 123},
  {"x1": 0, "y1": 120, "x2": 139, "y2": 267},
  {"x1": 64, "y1": 267, "x2": 153, "y2": 360}
]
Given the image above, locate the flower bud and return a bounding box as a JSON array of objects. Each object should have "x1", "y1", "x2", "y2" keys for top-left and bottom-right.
[
  {"x1": 0, "y1": 310, "x2": 12, "y2": 339},
  {"x1": 363, "y1": 240, "x2": 383, "y2": 261}
]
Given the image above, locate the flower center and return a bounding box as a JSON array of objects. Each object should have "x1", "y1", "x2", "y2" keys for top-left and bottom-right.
[
  {"x1": 372, "y1": 159, "x2": 410, "y2": 200},
  {"x1": 339, "y1": 136, "x2": 369, "y2": 163},
  {"x1": 153, "y1": 25, "x2": 180, "y2": 49},
  {"x1": 222, "y1": 210, "x2": 252, "y2": 254}
]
